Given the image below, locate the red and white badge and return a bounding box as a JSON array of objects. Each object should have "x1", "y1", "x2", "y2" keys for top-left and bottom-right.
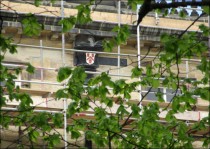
[{"x1": 86, "y1": 53, "x2": 95, "y2": 65}]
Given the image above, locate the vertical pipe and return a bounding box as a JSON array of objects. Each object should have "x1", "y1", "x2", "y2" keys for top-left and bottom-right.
[
  {"x1": 61, "y1": 1, "x2": 65, "y2": 66},
  {"x1": 61, "y1": 0, "x2": 67, "y2": 148},
  {"x1": 117, "y1": 0, "x2": 121, "y2": 78},
  {"x1": 137, "y1": 5, "x2": 142, "y2": 105},
  {"x1": 163, "y1": 88, "x2": 167, "y2": 102},
  {"x1": 40, "y1": 40, "x2": 44, "y2": 89}
]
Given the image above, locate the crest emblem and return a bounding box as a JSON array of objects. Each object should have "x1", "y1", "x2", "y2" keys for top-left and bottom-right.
[{"x1": 86, "y1": 53, "x2": 96, "y2": 65}]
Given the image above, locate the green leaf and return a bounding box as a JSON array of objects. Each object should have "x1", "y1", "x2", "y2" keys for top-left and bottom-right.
[
  {"x1": 177, "y1": 122, "x2": 188, "y2": 140},
  {"x1": 100, "y1": 72, "x2": 114, "y2": 87},
  {"x1": 203, "y1": 6, "x2": 210, "y2": 15},
  {"x1": 94, "y1": 107, "x2": 106, "y2": 120},
  {"x1": 76, "y1": 4, "x2": 92, "y2": 24},
  {"x1": 202, "y1": 137, "x2": 210, "y2": 148},
  {"x1": 127, "y1": 0, "x2": 144, "y2": 10},
  {"x1": 22, "y1": 14, "x2": 42, "y2": 36},
  {"x1": 57, "y1": 67, "x2": 72, "y2": 82},
  {"x1": 52, "y1": 113, "x2": 63, "y2": 128},
  {"x1": 0, "y1": 97, "x2": 6, "y2": 108},
  {"x1": 26, "y1": 63, "x2": 35, "y2": 74},
  {"x1": 146, "y1": 66, "x2": 152, "y2": 76},
  {"x1": 124, "y1": 90, "x2": 131, "y2": 99},
  {"x1": 165, "y1": 110, "x2": 176, "y2": 122},
  {"x1": 163, "y1": 9, "x2": 169, "y2": 17},
  {"x1": 44, "y1": 134, "x2": 61, "y2": 147},
  {"x1": 171, "y1": 82, "x2": 177, "y2": 90},
  {"x1": 18, "y1": 93, "x2": 33, "y2": 110},
  {"x1": 152, "y1": 79, "x2": 159, "y2": 88},
  {"x1": 112, "y1": 25, "x2": 130, "y2": 45},
  {"x1": 34, "y1": 0, "x2": 41, "y2": 7},
  {"x1": 116, "y1": 79, "x2": 126, "y2": 88},
  {"x1": 172, "y1": 98, "x2": 180, "y2": 112},
  {"x1": 103, "y1": 40, "x2": 114, "y2": 52},
  {"x1": 199, "y1": 24, "x2": 210, "y2": 37},
  {"x1": 80, "y1": 97, "x2": 90, "y2": 110},
  {"x1": 67, "y1": 102, "x2": 78, "y2": 117},
  {"x1": 188, "y1": 96, "x2": 196, "y2": 104},
  {"x1": 179, "y1": 10, "x2": 186, "y2": 18},
  {"x1": 94, "y1": 134, "x2": 105, "y2": 147},
  {"x1": 55, "y1": 89, "x2": 69, "y2": 99},
  {"x1": 0, "y1": 113, "x2": 11, "y2": 127},
  {"x1": 29, "y1": 130, "x2": 40, "y2": 142},
  {"x1": 156, "y1": 91, "x2": 164, "y2": 102},
  {"x1": 194, "y1": 87, "x2": 210, "y2": 101},
  {"x1": 5, "y1": 79, "x2": 15, "y2": 93},
  {"x1": 71, "y1": 67, "x2": 86, "y2": 83},
  {"x1": 162, "y1": 77, "x2": 169, "y2": 86},
  {"x1": 15, "y1": 67, "x2": 22, "y2": 75},
  {"x1": 131, "y1": 67, "x2": 143, "y2": 78},
  {"x1": 103, "y1": 98, "x2": 113, "y2": 107},
  {"x1": 117, "y1": 105, "x2": 129, "y2": 118},
  {"x1": 71, "y1": 130, "x2": 81, "y2": 139},
  {"x1": 50, "y1": 0, "x2": 56, "y2": 4},
  {"x1": 31, "y1": 113, "x2": 52, "y2": 132},
  {"x1": 0, "y1": 35, "x2": 15, "y2": 53},
  {"x1": 131, "y1": 104, "x2": 140, "y2": 118},
  {"x1": 178, "y1": 106, "x2": 185, "y2": 113},
  {"x1": 59, "y1": 16, "x2": 76, "y2": 32},
  {"x1": 85, "y1": 130, "x2": 95, "y2": 140},
  {"x1": 8, "y1": 45, "x2": 17, "y2": 54}
]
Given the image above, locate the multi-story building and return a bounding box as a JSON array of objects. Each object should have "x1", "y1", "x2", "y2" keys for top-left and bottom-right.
[{"x1": 1, "y1": 0, "x2": 209, "y2": 148}]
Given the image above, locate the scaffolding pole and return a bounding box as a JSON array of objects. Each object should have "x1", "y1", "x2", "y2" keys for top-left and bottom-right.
[
  {"x1": 137, "y1": 5, "x2": 142, "y2": 109},
  {"x1": 117, "y1": 0, "x2": 121, "y2": 78},
  {"x1": 1, "y1": 107, "x2": 62, "y2": 114},
  {"x1": 13, "y1": 43, "x2": 205, "y2": 62},
  {"x1": 40, "y1": 40, "x2": 44, "y2": 89},
  {"x1": 60, "y1": 0, "x2": 67, "y2": 148},
  {"x1": 14, "y1": 79, "x2": 62, "y2": 86},
  {"x1": 14, "y1": 43, "x2": 137, "y2": 57}
]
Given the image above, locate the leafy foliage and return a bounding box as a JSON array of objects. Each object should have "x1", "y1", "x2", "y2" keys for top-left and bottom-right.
[
  {"x1": 59, "y1": 16, "x2": 76, "y2": 32},
  {"x1": 22, "y1": 14, "x2": 42, "y2": 36},
  {"x1": 103, "y1": 25, "x2": 130, "y2": 52},
  {"x1": 76, "y1": 4, "x2": 92, "y2": 24},
  {"x1": 112, "y1": 25, "x2": 130, "y2": 45},
  {"x1": 1, "y1": 0, "x2": 210, "y2": 148},
  {"x1": 128, "y1": 0, "x2": 144, "y2": 10},
  {"x1": 203, "y1": 6, "x2": 210, "y2": 15},
  {"x1": 57, "y1": 67, "x2": 72, "y2": 82},
  {"x1": 26, "y1": 63, "x2": 35, "y2": 74}
]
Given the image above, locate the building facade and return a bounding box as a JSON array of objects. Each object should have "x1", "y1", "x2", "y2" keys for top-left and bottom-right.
[{"x1": 1, "y1": 0, "x2": 209, "y2": 148}]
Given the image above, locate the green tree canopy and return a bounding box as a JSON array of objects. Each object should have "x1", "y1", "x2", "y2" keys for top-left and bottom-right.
[{"x1": 0, "y1": 0, "x2": 209, "y2": 148}]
